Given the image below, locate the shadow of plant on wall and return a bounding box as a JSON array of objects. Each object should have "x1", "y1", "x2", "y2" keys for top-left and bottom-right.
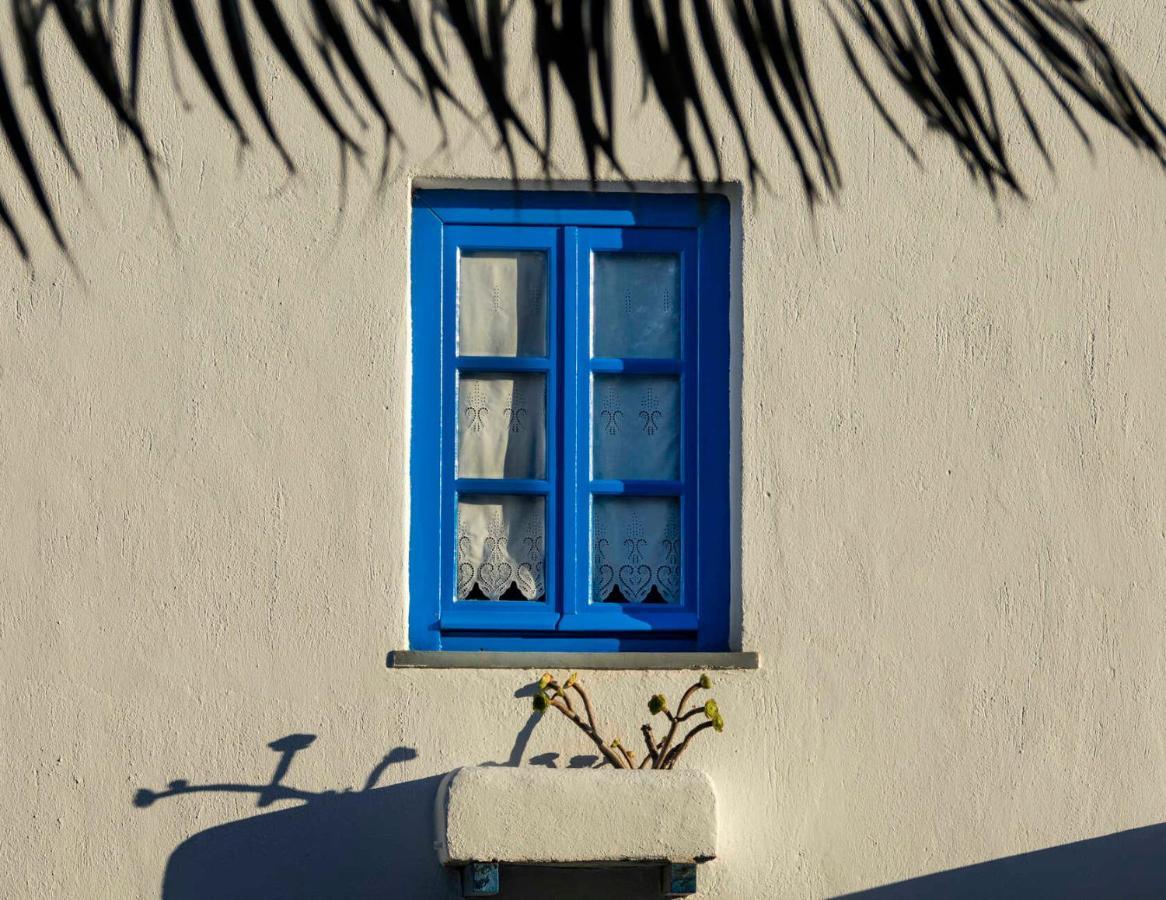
[
  {"x1": 131, "y1": 734, "x2": 451, "y2": 900},
  {"x1": 133, "y1": 729, "x2": 692, "y2": 899},
  {"x1": 530, "y1": 671, "x2": 724, "y2": 769},
  {"x1": 133, "y1": 733, "x2": 419, "y2": 810}
]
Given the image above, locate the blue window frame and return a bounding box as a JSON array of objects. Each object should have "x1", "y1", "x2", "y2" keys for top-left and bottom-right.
[{"x1": 410, "y1": 190, "x2": 730, "y2": 652}]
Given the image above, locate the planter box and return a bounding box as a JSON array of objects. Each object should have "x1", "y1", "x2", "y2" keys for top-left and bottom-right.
[{"x1": 436, "y1": 766, "x2": 717, "y2": 894}]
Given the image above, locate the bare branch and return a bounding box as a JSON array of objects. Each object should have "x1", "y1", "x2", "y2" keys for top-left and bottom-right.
[
  {"x1": 641, "y1": 723, "x2": 660, "y2": 768},
  {"x1": 655, "y1": 678, "x2": 705, "y2": 763},
  {"x1": 545, "y1": 696, "x2": 627, "y2": 769},
  {"x1": 661, "y1": 720, "x2": 715, "y2": 770},
  {"x1": 569, "y1": 680, "x2": 600, "y2": 735}
]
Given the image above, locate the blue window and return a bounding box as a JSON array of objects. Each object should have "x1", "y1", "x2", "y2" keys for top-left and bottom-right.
[{"x1": 410, "y1": 190, "x2": 730, "y2": 652}]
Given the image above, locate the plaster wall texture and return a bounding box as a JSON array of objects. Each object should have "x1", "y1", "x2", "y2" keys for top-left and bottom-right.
[
  {"x1": 437, "y1": 767, "x2": 717, "y2": 865},
  {"x1": 1, "y1": 3, "x2": 1164, "y2": 898}
]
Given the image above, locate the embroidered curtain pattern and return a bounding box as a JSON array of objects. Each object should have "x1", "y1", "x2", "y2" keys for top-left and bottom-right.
[
  {"x1": 459, "y1": 251, "x2": 547, "y2": 356},
  {"x1": 457, "y1": 495, "x2": 545, "y2": 600},
  {"x1": 592, "y1": 496, "x2": 681, "y2": 604},
  {"x1": 458, "y1": 373, "x2": 546, "y2": 479},
  {"x1": 456, "y1": 251, "x2": 549, "y2": 601},
  {"x1": 591, "y1": 253, "x2": 682, "y2": 604},
  {"x1": 592, "y1": 252, "x2": 680, "y2": 358},
  {"x1": 454, "y1": 249, "x2": 682, "y2": 604},
  {"x1": 593, "y1": 374, "x2": 680, "y2": 480}
]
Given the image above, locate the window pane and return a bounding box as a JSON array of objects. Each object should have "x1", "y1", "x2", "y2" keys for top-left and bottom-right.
[
  {"x1": 457, "y1": 495, "x2": 545, "y2": 601},
  {"x1": 593, "y1": 375, "x2": 680, "y2": 480},
  {"x1": 592, "y1": 496, "x2": 681, "y2": 604},
  {"x1": 458, "y1": 251, "x2": 547, "y2": 356},
  {"x1": 458, "y1": 373, "x2": 546, "y2": 479},
  {"x1": 592, "y1": 253, "x2": 680, "y2": 358}
]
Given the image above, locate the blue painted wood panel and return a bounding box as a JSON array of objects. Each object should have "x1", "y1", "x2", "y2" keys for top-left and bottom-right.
[{"x1": 410, "y1": 190, "x2": 730, "y2": 652}]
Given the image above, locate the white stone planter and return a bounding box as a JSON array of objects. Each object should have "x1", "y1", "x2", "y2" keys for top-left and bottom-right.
[{"x1": 436, "y1": 766, "x2": 718, "y2": 896}]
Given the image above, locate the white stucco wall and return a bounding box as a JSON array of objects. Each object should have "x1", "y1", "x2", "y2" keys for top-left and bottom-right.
[{"x1": 2, "y1": 3, "x2": 1165, "y2": 898}]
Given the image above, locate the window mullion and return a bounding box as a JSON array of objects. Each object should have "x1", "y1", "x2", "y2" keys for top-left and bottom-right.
[{"x1": 559, "y1": 225, "x2": 584, "y2": 626}]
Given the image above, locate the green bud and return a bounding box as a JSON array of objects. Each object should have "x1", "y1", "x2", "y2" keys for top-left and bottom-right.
[
  {"x1": 703, "y1": 699, "x2": 720, "y2": 720},
  {"x1": 537, "y1": 673, "x2": 553, "y2": 690},
  {"x1": 648, "y1": 694, "x2": 668, "y2": 715},
  {"x1": 564, "y1": 672, "x2": 578, "y2": 690},
  {"x1": 699, "y1": 673, "x2": 712, "y2": 690},
  {"x1": 712, "y1": 712, "x2": 725, "y2": 733},
  {"x1": 532, "y1": 693, "x2": 549, "y2": 712}
]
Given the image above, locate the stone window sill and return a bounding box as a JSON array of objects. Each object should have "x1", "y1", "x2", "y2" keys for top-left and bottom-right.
[{"x1": 386, "y1": 651, "x2": 759, "y2": 670}]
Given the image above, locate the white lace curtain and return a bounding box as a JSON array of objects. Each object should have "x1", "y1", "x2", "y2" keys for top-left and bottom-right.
[
  {"x1": 456, "y1": 252, "x2": 550, "y2": 602},
  {"x1": 458, "y1": 373, "x2": 546, "y2": 480},
  {"x1": 459, "y1": 251, "x2": 547, "y2": 356},
  {"x1": 591, "y1": 253, "x2": 681, "y2": 604},
  {"x1": 593, "y1": 375, "x2": 679, "y2": 480},
  {"x1": 457, "y1": 495, "x2": 545, "y2": 600},
  {"x1": 454, "y1": 250, "x2": 682, "y2": 604},
  {"x1": 592, "y1": 497, "x2": 681, "y2": 604}
]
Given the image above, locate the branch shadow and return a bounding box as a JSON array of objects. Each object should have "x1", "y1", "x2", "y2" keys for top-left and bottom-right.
[
  {"x1": 133, "y1": 725, "x2": 620, "y2": 900},
  {"x1": 133, "y1": 734, "x2": 457, "y2": 899},
  {"x1": 480, "y1": 683, "x2": 601, "y2": 770}
]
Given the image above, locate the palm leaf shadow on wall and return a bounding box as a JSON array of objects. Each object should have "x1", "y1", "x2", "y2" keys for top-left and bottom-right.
[{"x1": 2, "y1": 0, "x2": 1165, "y2": 260}]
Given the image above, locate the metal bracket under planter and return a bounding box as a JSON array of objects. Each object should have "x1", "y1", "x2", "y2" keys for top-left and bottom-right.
[
  {"x1": 663, "y1": 862, "x2": 699, "y2": 897},
  {"x1": 461, "y1": 862, "x2": 500, "y2": 897},
  {"x1": 458, "y1": 860, "x2": 700, "y2": 897},
  {"x1": 437, "y1": 767, "x2": 718, "y2": 897}
]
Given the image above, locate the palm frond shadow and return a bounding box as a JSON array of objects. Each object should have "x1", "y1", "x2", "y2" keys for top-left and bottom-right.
[{"x1": 2, "y1": 0, "x2": 1164, "y2": 259}]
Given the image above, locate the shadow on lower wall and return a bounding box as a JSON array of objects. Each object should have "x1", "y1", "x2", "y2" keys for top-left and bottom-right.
[
  {"x1": 159, "y1": 774, "x2": 451, "y2": 899},
  {"x1": 134, "y1": 735, "x2": 459, "y2": 898},
  {"x1": 133, "y1": 733, "x2": 654, "y2": 899},
  {"x1": 837, "y1": 823, "x2": 1166, "y2": 899}
]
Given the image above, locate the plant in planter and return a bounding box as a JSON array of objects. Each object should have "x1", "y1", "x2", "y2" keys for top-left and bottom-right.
[{"x1": 530, "y1": 672, "x2": 724, "y2": 770}]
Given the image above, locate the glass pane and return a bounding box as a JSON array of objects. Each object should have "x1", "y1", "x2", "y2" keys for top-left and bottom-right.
[
  {"x1": 592, "y1": 496, "x2": 681, "y2": 604},
  {"x1": 457, "y1": 495, "x2": 545, "y2": 601},
  {"x1": 593, "y1": 375, "x2": 680, "y2": 480},
  {"x1": 458, "y1": 251, "x2": 547, "y2": 356},
  {"x1": 593, "y1": 252, "x2": 680, "y2": 358},
  {"x1": 458, "y1": 373, "x2": 546, "y2": 479}
]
